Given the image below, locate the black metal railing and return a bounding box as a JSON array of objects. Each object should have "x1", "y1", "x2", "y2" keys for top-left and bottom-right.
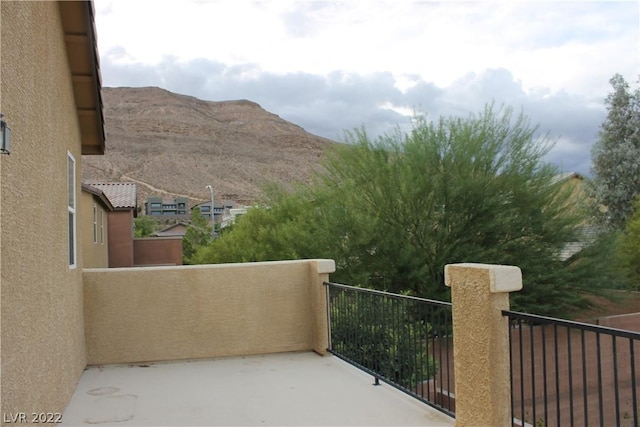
[
  {"x1": 325, "y1": 282, "x2": 455, "y2": 417},
  {"x1": 503, "y1": 310, "x2": 640, "y2": 427}
]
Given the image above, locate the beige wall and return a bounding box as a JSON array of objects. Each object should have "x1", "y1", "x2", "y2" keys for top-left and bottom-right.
[
  {"x1": 0, "y1": 0, "x2": 3, "y2": 416},
  {"x1": 83, "y1": 260, "x2": 335, "y2": 365},
  {"x1": 80, "y1": 191, "x2": 110, "y2": 268},
  {"x1": 445, "y1": 263, "x2": 522, "y2": 427},
  {"x1": 1, "y1": 1, "x2": 87, "y2": 416}
]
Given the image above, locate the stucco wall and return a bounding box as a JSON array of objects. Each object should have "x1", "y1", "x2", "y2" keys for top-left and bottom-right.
[
  {"x1": 1, "y1": 1, "x2": 87, "y2": 416},
  {"x1": 445, "y1": 264, "x2": 522, "y2": 427},
  {"x1": 107, "y1": 210, "x2": 134, "y2": 267},
  {"x1": 80, "y1": 191, "x2": 109, "y2": 268},
  {"x1": 83, "y1": 260, "x2": 335, "y2": 365},
  {"x1": 133, "y1": 237, "x2": 183, "y2": 266}
]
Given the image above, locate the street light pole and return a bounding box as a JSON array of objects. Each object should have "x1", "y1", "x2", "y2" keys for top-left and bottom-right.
[{"x1": 206, "y1": 185, "x2": 215, "y2": 238}]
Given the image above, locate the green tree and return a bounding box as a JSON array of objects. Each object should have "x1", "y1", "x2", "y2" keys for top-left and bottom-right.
[
  {"x1": 134, "y1": 215, "x2": 157, "y2": 237},
  {"x1": 589, "y1": 74, "x2": 640, "y2": 230},
  {"x1": 617, "y1": 197, "x2": 640, "y2": 290},
  {"x1": 321, "y1": 106, "x2": 609, "y2": 314},
  {"x1": 182, "y1": 207, "x2": 212, "y2": 264},
  {"x1": 191, "y1": 187, "x2": 332, "y2": 264},
  {"x1": 193, "y1": 105, "x2": 616, "y2": 316}
]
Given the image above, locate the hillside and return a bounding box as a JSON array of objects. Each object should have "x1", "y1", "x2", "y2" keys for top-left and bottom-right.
[{"x1": 82, "y1": 87, "x2": 339, "y2": 206}]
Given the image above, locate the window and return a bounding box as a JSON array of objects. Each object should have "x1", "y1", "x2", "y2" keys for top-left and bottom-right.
[
  {"x1": 68, "y1": 152, "x2": 76, "y2": 267},
  {"x1": 92, "y1": 204, "x2": 98, "y2": 243},
  {"x1": 99, "y1": 209, "x2": 104, "y2": 244},
  {"x1": 150, "y1": 202, "x2": 161, "y2": 208},
  {"x1": 200, "y1": 206, "x2": 210, "y2": 212}
]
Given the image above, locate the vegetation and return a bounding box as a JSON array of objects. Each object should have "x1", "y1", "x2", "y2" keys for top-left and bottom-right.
[
  {"x1": 589, "y1": 74, "x2": 640, "y2": 230},
  {"x1": 193, "y1": 105, "x2": 618, "y2": 317},
  {"x1": 134, "y1": 215, "x2": 158, "y2": 237},
  {"x1": 330, "y1": 290, "x2": 438, "y2": 388},
  {"x1": 587, "y1": 74, "x2": 640, "y2": 291},
  {"x1": 616, "y1": 197, "x2": 640, "y2": 290},
  {"x1": 182, "y1": 207, "x2": 212, "y2": 264}
]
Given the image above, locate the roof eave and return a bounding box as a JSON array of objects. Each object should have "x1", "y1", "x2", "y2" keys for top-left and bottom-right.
[
  {"x1": 59, "y1": 1, "x2": 106, "y2": 155},
  {"x1": 81, "y1": 183, "x2": 115, "y2": 211}
]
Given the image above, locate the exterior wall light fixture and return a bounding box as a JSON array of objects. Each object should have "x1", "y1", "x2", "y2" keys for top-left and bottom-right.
[{"x1": 0, "y1": 114, "x2": 11, "y2": 154}]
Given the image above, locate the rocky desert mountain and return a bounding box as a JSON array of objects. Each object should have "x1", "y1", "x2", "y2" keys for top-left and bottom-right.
[{"x1": 82, "y1": 87, "x2": 339, "y2": 207}]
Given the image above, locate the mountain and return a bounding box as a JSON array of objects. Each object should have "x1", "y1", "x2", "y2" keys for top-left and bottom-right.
[{"x1": 82, "y1": 87, "x2": 339, "y2": 207}]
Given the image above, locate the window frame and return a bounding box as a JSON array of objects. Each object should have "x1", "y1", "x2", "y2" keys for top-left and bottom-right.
[
  {"x1": 92, "y1": 204, "x2": 98, "y2": 244},
  {"x1": 68, "y1": 152, "x2": 77, "y2": 268},
  {"x1": 100, "y1": 208, "x2": 104, "y2": 245}
]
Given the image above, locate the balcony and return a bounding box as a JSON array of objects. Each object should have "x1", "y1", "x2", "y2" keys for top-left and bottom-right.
[
  {"x1": 72, "y1": 260, "x2": 454, "y2": 426},
  {"x1": 61, "y1": 260, "x2": 637, "y2": 426},
  {"x1": 62, "y1": 352, "x2": 454, "y2": 426}
]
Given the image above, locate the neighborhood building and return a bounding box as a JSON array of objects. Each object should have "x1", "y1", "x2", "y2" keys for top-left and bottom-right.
[
  {"x1": 144, "y1": 196, "x2": 189, "y2": 217},
  {"x1": 80, "y1": 183, "x2": 113, "y2": 268},
  {"x1": 85, "y1": 182, "x2": 137, "y2": 267},
  {"x1": 152, "y1": 221, "x2": 190, "y2": 237},
  {"x1": 193, "y1": 200, "x2": 234, "y2": 221},
  {"x1": 193, "y1": 200, "x2": 248, "y2": 229}
]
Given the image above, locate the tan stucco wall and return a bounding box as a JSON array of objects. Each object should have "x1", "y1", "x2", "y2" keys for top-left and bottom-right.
[
  {"x1": 1, "y1": 1, "x2": 87, "y2": 416},
  {"x1": 83, "y1": 260, "x2": 335, "y2": 365},
  {"x1": 80, "y1": 191, "x2": 110, "y2": 268},
  {"x1": 445, "y1": 263, "x2": 522, "y2": 427},
  {"x1": 0, "y1": 0, "x2": 3, "y2": 418}
]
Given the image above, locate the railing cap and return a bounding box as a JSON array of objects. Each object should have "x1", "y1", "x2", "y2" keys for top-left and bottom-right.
[
  {"x1": 314, "y1": 259, "x2": 336, "y2": 274},
  {"x1": 444, "y1": 263, "x2": 522, "y2": 293}
]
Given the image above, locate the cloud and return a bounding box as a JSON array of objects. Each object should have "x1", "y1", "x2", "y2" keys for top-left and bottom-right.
[
  {"x1": 281, "y1": 2, "x2": 343, "y2": 38},
  {"x1": 101, "y1": 54, "x2": 608, "y2": 174},
  {"x1": 93, "y1": 0, "x2": 639, "y2": 178},
  {"x1": 425, "y1": 68, "x2": 607, "y2": 173}
]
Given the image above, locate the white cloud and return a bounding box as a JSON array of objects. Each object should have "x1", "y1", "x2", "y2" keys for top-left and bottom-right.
[
  {"x1": 96, "y1": 1, "x2": 638, "y2": 94},
  {"x1": 94, "y1": 0, "x2": 640, "y2": 174}
]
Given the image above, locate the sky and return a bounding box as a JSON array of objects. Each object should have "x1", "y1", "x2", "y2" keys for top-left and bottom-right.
[{"x1": 94, "y1": 0, "x2": 640, "y2": 175}]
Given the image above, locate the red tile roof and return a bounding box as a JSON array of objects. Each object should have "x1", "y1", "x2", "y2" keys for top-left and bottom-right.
[{"x1": 86, "y1": 182, "x2": 137, "y2": 209}]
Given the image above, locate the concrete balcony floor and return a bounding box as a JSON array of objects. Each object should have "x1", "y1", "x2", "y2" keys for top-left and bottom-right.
[{"x1": 62, "y1": 351, "x2": 454, "y2": 426}]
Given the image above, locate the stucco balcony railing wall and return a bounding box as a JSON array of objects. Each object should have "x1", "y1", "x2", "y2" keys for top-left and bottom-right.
[
  {"x1": 83, "y1": 259, "x2": 335, "y2": 365},
  {"x1": 82, "y1": 261, "x2": 566, "y2": 427}
]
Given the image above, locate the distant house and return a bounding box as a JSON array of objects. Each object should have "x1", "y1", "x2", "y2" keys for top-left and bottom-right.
[
  {"x1": 81, "y1": 184, "x2": 114, "y2": 267},
  {"x1": 553, "y1": 172, "x2": 586, "y2": 203},
  {"x1": 145, "y1": 196, "x2": 189, "y2": 217},
  {"x1": 221, "y1": 207, "x2": 249, "y2": 229},
  {"x1": 553, "y1": 172, "x2": 600, "y2": 260},
  {"x1": 86, "y1": 182, "x2": 137, "y2": 267},
  {"x1": 152, "y1": 222, "x2": 189, "y2": 237},
  {"x1": 194, "y1": 200, "x2": 236, "y2": 226},
  {"x1": 86, "y1": 183, "x2": 185, "y2": 266}
]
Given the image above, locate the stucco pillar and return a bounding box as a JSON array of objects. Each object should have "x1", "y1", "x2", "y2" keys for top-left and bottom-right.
[
  {"x1": 444, "y1": 263, "x2": 522, "y2": 427},
  {"x1": 309, "y1": 259, "x2": 335, "y2": 355}
]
